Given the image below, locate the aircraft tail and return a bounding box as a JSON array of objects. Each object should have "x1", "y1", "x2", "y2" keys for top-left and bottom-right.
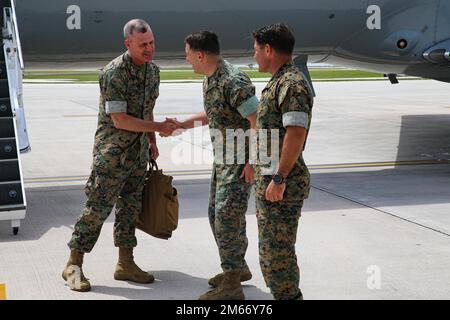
[{"x1": 294, "y1": 55, "x2": 316, "y2": 97}]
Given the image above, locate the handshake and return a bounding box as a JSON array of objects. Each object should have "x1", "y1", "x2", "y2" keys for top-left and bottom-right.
[{"x1": 158, "y1": 117, "x2": 187, "y2": 137}]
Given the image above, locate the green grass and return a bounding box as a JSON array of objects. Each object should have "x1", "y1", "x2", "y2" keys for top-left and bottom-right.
[
  {"x1": 309, "y1": 69, "x2": 383, "y2": 79},
  {"x1": 23, "y1": 68, "x2": 385, "y2": 82},
  {"x1": 24, "y1": 71, "x2": 100, "y2": 82}
]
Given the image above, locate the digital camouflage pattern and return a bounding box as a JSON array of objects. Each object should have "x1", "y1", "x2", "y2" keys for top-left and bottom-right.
[
  {"x1": 203, "y1": 59, "x2": 259, "y2": 184},
  {"x1": 256, "y1": 200, "x2": 303, "y2": 300},
  {"x1": 68, "y1": 52, "x2": 160, "y2": 252},
  {"x1": 255, "y1": 62, "x2": 313, "y2": 202},
  {"x1": 69, "y1": 150, "x2": 147, "y2": 252},
  {"x1": 95, "y1": 51, "x2": 160, "y2": 171},
  {"x1": 255, "y1": 62, "x2": 313, "y2": 300},
  {"x1": 204, "y1": 59, "x2": 258, "y2": 272},
  {"x1": 208, "y1": 167, "x2": 251, "y2": 272}
]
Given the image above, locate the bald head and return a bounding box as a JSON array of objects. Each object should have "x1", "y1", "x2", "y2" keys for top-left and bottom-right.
[{"x1": 123, "y1": 19, "x2": 152, "y2": 39}]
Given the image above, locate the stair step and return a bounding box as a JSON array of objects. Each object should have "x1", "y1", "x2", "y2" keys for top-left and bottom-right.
[
  {"x1": 0, "y1": 182, "x2": 24, "y2": 207},
  {"x1": 0, "y1": 98, "x2": 12, "y2": 117},
  {"x1": 0, "y1": 204, "x2": 25, "y2": 212},
  {"x1": 0, "y1": 79, "x2": 10, "y2": 98},
  {"x1": 0, "y1": 46, "x2": 4, "y2": 61},
  {"x1": 0, "y1": 159, "x2": 20, "y2": 182},
  {"x1": 0, "y1": 61, "x2": 7, "y2": 80},
  {"x1": 0, "y1": 138, "x2": 17, "y2": 160},
  {"x1": 0, "y1": 118, "x2": 14, "y2": 138}
]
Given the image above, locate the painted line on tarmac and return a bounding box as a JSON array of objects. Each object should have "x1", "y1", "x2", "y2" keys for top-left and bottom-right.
[
  {"x1": 64, "y1": 112, "x2": 206, "y2": 117},
  {"x1": 312, "y1": 184, "x2": 450, "y2": 237},
  {"x1": 23, "y1": 159, "x2": 448, "y2": 187},
  {"x1": 24, "y1": 170, "x2": 212, "y2": 186},
  {"x1": 24, "y1": 77, "x2": 423, "y2": 84},
  {"x1": 310, "y1": 159, "x2": 449, "y2": 170}
]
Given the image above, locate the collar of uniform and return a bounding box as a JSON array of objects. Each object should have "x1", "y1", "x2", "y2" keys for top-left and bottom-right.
[
  {"x1": 266, "y1": 61, "x2": 295, "y2": 88},
  {"x1": 205, "y1": 59, "x2": 226, "y2": 90},
  {"x1": 124, "y1": 51, "x2": 147, "y2": 76}
]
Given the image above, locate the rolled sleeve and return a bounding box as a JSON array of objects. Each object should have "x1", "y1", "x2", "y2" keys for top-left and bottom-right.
[
  {"x1": 226, "y1": 76, "x2": 257, "y2": 118},
  {"x1": 106, "y1": 101, "x2": 127, "y2": 114},
  {"x1": 237, "y1": 95, "x2": 259, "y2": 118},
  {"x1": 279, "y1": 81, "x2": 313, "y2": 129},
  {"x1": 102, "y1": 69, "x2": 128, "y2": 114},
  {"x1": 282, "y1": 111, "x2": 309, "y2": 128}
]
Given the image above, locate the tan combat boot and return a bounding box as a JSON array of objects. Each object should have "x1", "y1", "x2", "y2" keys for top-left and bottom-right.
[
  {"x1": 62, "y1": 250, "x2": 91, "y2": 292},
  {"x1": 199, "y1": 270, "x2": 244, "y2": 300},
  {"x1": 208, "y1": 266, "x2": 252, "y2": 288},
  {"x1": 114, "y1": 247, "x2": 154, "y2": 283}
]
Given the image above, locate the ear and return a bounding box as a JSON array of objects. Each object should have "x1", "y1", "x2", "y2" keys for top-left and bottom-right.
[
  {"x1": 264, "y1": 44, "x2": 272, "y2": 56},
  {"x1": 124, "y1": 38, "x2": 130, "y2": 49},
  {"x1": 197, "y1": 51, "x2": 205, "y2": 61}
]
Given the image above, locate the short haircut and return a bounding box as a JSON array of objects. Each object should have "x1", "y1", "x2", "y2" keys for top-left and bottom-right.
[
  {"x1": 185, "y1": 31, "x2": 220, "y2": 55},
  {"x1": 252, "y1": 23, "x2": 295, "y2": 55},
  {"x1": 123, "y1": 19, "x2": 151, "y2": 39}
]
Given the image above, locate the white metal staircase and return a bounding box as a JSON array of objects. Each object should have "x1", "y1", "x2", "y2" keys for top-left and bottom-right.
[{"x1": 0, "y1": 0, "x2": 29, "y2": 235}]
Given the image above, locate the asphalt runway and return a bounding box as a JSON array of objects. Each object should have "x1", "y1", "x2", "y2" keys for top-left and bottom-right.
[{"x1": 0, "y1": 79, "x2": 449, "y2": 299}]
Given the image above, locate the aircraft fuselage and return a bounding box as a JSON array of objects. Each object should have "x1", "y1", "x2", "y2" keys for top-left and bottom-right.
[{"x1": 13, "y1": 0, "x2": 450, "y2": 81}]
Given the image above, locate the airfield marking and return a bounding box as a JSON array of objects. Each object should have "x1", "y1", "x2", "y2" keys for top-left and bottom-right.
[
  {"x1": 63, "y1": 112, "x2": 206, "y2": 117},
  {"x1": 23, "y1": 160, "x2": 449, "y2": 186},
  {"x1": 309, "y1": 160, "x2": 449, "y2": 170},
  {"x1": 313, "y1": 184, "x2": 450, "y2": 238}
]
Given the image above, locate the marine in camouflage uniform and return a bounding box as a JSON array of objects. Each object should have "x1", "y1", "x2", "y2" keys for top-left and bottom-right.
[
  {"x1": 255, "y1": 62, "x2": 313, "y2": 300},
  {"x1": 204, "y1": 59, "x2": 259, "y2": 276},
  {"x1": 68, "y1": 51, "x2": 159, "y2": 252}
]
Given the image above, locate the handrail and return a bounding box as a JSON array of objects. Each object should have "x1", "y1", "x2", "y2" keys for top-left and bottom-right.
[{"x1": 10, "y1": 0, "x2": 24, "y2": 70}]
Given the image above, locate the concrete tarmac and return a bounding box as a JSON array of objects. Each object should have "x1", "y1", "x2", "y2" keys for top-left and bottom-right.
[{"x1": 0, "y1": 79, "x2": 449, "y2": 299}]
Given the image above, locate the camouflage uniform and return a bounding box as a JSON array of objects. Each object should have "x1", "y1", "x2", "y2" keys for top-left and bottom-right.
[
  {"x1": 255, "y1": 62, "x2": 313, "y2": 300},
  {"x1": 68, "y1": 52, "x2": 160, "y2": 253},
  {"x1": 204, "y1": 60, "x2": 259, "y2": 273}
]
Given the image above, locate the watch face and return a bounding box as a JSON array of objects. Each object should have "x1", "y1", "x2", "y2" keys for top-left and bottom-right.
[{"x1": 273, "y1": 174, "x2": 282, "y2": 184}]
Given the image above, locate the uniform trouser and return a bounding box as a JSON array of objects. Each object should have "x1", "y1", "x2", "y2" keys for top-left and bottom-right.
[
  {"x1": 208, "y1": 166, "x2": 252, "y2": 273},
  {"x1": 68, "y1": 162, "x2": 147, "y2": 253},
  {"x1": 256, "y1": 196, "x2": 303, "y2": 300}
]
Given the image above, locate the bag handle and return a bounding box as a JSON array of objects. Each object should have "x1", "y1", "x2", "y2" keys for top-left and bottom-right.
[
  {"x1": 150, "y1": 159, "x2": 159, "y2": 172},
  {"x1": 148, "y1": 148, "x2": 159, "y2": 172}
]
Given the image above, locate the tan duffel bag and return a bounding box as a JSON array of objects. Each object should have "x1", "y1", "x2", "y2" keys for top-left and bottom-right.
[{"x1": 136, "y1": 160, "x2": 179, "y2": 239}]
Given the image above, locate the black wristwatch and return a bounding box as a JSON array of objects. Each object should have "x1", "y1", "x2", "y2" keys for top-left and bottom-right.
[{"x1": 272, "y1": 172, "x2": 287, "y2": 185}]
